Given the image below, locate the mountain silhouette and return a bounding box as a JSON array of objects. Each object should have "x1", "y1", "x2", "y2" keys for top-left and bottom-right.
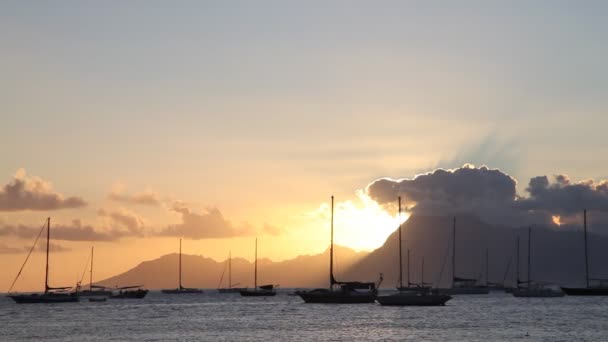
[
  {"x1": 344, "y1": 214, "x2": 608, "y2": 288},
  {"x1": 97, "y1": 245, "x2": 367, "y2": 289}
]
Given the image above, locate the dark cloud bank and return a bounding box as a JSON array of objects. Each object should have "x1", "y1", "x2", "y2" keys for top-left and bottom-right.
[{"x1": 366, "y1": 164, "x2": 608, "y2": 232}]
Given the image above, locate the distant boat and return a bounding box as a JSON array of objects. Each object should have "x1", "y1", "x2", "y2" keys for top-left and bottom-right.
[
  {"x1": 161, "y1": 239, "x2": 204, "y2": 294},
  {"x1": 512, "y1": 227, "x2": 564, "y2": 298},
  {"x1": 217, "y1": 251, "x2": 246, "y2": 293},
  {"x1": 561, "y1": 210, "x2": 608, "y2": 296},
  {"x1": 110, "y1": 285, "x2": 149, "y2": 299},
  {"x1": 8, "y1": 218, "x2": 79, "y2": 304},
  {"x1": 88, "y1": 297, "x2": 107, "y2": 302},
  {"x1": 377, "y1": 197, "x2": 451, "y2": 306},
  {"x1": 438, "y1": 217, "x2": 489, "y2": 295},
  {"x1": 239, "y1": 238, "x2": 277, "y2": 297},
  {"x1": 297, "y1": 196, "x2": 382, "y2": 304},
  {"x1": 79, "y1": 246, "x2": 112, "y2": 297}
]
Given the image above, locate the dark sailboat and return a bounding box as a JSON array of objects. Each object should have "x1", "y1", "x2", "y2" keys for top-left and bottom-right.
[
  {"x1": 297, "y1": 196, "x2": 382, "y2": 304},
  {"x1": 8, "y1": 218, "x2": 79, "y2": 304},
  {"x1": 79, "y1": 247, "x2": 112, "y2": 297},
  {"x1": 377, "y1": 197, "x2": 451, "y2": 306},
  {"x1": 218, "y1": 251, "x2": 246, "y2": 293},
  {"x1": 239, "y1": 238, "x2": 277, "y2": 297},
  {"x1": 561, "y1": 210, "x2": 608, "y2": 296},
  {"x1": 162, "y1": 239, "x2": 204, "y2": 294},
  {"x1": 512, "y1": 227, "x2": 564, "y2": 298},
  {"x1": 438, "y1": 217, "x2": 489, "y2": 295},
  {"x1": 110, "y1": 285, "x2": 149, "y2": 299}
]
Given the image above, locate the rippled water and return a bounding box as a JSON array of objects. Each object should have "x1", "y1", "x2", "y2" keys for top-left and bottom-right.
[{"x1": 1, "y1": 290, "x2": 607, "y2": 341}]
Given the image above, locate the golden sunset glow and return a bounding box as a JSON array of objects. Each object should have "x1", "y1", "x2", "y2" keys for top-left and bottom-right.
[{"x1": 552, "y1": 215, "x2": 562, "y2": 226}]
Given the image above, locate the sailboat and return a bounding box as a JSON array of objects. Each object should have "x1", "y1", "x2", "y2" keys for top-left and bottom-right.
[
  {"x1": 297, "y1": 196, "x2": 382, "y2": 304},
  {"x1": 8, "y1": 218, "x2": 79, "y2": 304},
  {"x1": 162, "y1": 239, "x2": 204, "y2": 294},
  {"x1": 239, "y1": 238, "x2": 276, "y2": 296},
  {"x1": 440, "y1": 217, "x2": 489, "y2": 295},
  {"x1": 110, "y1": 285, "x2": 149, "y2": 299},
  {"x1": 79, "y1": 247, "x2": 112, "y2": 297},
  {"x1": 512, "y1": 227, "x2": 564, "y2": 298},
  {"x1": 561, "y1": 210, "x2": 608, "y2": 296},
  {"x1": 218, "y1": 251, "x2": 246, "y2": 293},
  {"x1": 376, "y1": 197, "x2": 452, "y2": 306}
]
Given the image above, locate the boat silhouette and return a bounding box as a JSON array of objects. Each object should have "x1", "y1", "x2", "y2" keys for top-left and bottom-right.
[
  {"x1": 437, "y1": 217, "x2": 489, "y2": 295},
  {"x1": 161, "y1": 239, "x2": 204, "y2": 294},
  {"x1": 8, "y1": 218, "x2": 79, "y2": 304},
  {"x1": 297, "y1": 196, "x2": 382, "y2": 304},
  {"x1": 376, "y1": 197, "x2": 451, "y2": 306},
  {"x1": 79, "y1": 247, "x2": 112, "y2": 297},
  {"x1": 217, "y1": 251, "x2": 246, "y2": 293},
  {"x1": 512, "y1": 227, "x2": 564, "y2": 298},
  {"x1": 561, "y1": 210, "x2": 608, "y2": 296},
  {"x1": 239, "y1": 238, "x2": 277, "y2": 297}
]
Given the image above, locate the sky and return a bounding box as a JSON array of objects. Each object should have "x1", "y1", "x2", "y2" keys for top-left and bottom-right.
[{"x1": 1, "y1": 1, "x2": 608, "y2": 291}]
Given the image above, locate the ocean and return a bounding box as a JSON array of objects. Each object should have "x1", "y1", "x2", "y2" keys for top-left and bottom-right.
[{"x1": 1, "y1": 290, "x2": 607, "y2": 341}]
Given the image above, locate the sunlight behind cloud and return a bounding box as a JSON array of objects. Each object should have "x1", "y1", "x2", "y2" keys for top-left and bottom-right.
[{"x1": 307, "y1": 191, "x2": 408, "y2": 252}]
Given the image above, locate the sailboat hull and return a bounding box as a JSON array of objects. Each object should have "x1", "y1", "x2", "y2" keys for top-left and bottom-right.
[
  {"x1": 298, "y1": 290, "x2": 376, "y2": 304},
  {"x1": 161, "y1": 288, "x2": 204, "y2": 294},
  {"x1": 110, "y1": 289, "x2": 149, "y2": 299},
  {"x1": 239, "y1": 289, "x2": 276, "y2": 297},
  {"x1": 9, "y1": 293, "x2": 79, "y2": 304},
  {"x1": 561, "y1": 287, "x2": 608, "y2": 296},
  {"x1": 79, "y1": 290, "x2": 113, "y2": 297},
  {"x1": 376, "y1": 293, "x2": 452, "y2": 306}
]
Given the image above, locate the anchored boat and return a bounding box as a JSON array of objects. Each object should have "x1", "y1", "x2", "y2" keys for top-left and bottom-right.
[
  {"x1": 8, "y1": 218, "x2": 79, "y2": 304},
  {"x1": 161, "y1": 239, "x2": 204, "y2": 294},
  {"x1": 512, "y1": 227, "x2": 564, "y2": 298},
  {"x1": 561, "y1": 210, "x2": 608, "y2": 296},
  {"x1": 377, "y1": 197, "x2": 451, "y2": 306},
  {"x1": 239, "y1": 238, "x2": 277, "y2": 297},
  {"x1": 297, "y1": 196, "x2": 382, "y2": 304}
]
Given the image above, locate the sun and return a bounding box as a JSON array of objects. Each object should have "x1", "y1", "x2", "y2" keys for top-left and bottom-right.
[{"x1": 317, "y1": 191, "x2": 409, "y2": 252}]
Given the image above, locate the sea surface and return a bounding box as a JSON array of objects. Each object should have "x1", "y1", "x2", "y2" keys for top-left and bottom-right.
[{"x1": 1, "y1": 290, "x2": 607, "y2": 341}]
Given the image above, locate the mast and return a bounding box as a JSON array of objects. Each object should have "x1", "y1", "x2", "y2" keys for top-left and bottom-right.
[
  {"x1": 329, "y1": 195, "x2": 336, "y2": 287},
  {"x1": 254, "y1": 238, "x2": 258, "y2": 289},
  {"x1": 421, "y1": 257, "x2": 425, "y2": 286},
  {"x1": 485, "y1": 248, "x2": 489, "y2": 286},
  {"x1": 90, "y1": 246, "x2": 94, "y2": 291},
  {"x1": 584, "y1": 209, "x2": 589, "y2": 288},
  {"x1": 45, "y1": 217, "x2": 50, "y2": 293},
  {"x1": 179, "y1": 239, "x2": 182, "y2": 289},
  {"x1": 527, "y1": 227, "x2": 531, "y2": 288},
  {"x1": 228, "y1": 250, "x2": 232, "y2": 289},
  {"x1": 516, "y1": 235, "x2": 520, "y2": 287},
  {"x1": 406, "y1": 249, "x2": 410, "y2": 288},
  {"x1": 398, "y1": 196, "x2": 403, "y2": 289},
  {"x1": 452, "y1": 217, "x2": 456, "y2": 287}
]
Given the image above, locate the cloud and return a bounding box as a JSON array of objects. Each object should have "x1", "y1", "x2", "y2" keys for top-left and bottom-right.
[
  {"x1": 98, "y1": 208, "x2": 145, "y2": 235},
  {"x1": 0, "y1": 169, "x2": 87, "y2": 211},
  {"x1": 160, "y1": 203, "x2": 274, "y2": 239},
  {"x1": 108, "y1": 185, "x2": 161, "y2": 206},
  {"x1": 365, "y1": 164, "x2": 608, "y2": 229},
  {"x1": 517, "y1": 175, "x2": 608, "y2": 215},
  {"x1": 366, "y1": 164, "x2": 518, "y2": 217},
  {"x1": 31, "y1": 242, "x2": 71, "y2": 253},
  {"x1": 0, "y1": 243, "x2": 23, "y2": 254},
  {"x1": 0, "y1": 218, "x2": 142, "y2": 242}
]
